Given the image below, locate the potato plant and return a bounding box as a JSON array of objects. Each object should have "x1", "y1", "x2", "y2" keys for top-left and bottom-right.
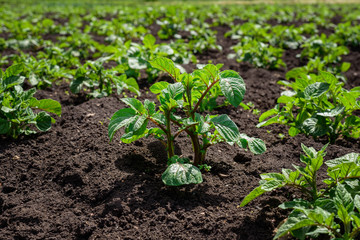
[
  {"x1": 258, "y1": 70, "x2": 360, "y2": 143},
  {"x1": 109, "y1": 57, "x2": 266, "y2": 186},
  {"x1": 241, "y1": 144, "x2": 360, "y2": 240},
  {"x1": 70, "y1": 57, "x2": 139, "y2": 98},
  {"x1": 231, "y1": 40, "x2": 286, "y2": 70},
  {"x1": 0, "y1": 64, "x2": 62, "y2": 138}
]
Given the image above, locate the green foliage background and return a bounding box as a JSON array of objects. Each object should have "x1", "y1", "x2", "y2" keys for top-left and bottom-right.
[{"x1": 2, "y1": 0, "x2": 360, "y2": 6}]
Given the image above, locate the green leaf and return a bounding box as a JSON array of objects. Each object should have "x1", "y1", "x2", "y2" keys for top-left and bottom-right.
[
  {"x1": 261, "y1": 173, "x2": 285, "y2": 181},
  {"x1": 127, "y1": 115, "x2": 147, "y2": 132},
  {"x1": 4, "y1": 64, "x2": 23, "y2": 79},
  {"x1": 277, "y1": 95, "x2": 294, "y2": 104},
  {"x1": 42, "y1": 18, "x2": 54, "y2": 28},
  {"x1": 159, "y1": 45, "x2": 175, "y2": 55},
  {"x1": 339, "y1": 92, "x2": 358, "y2": 110},
  {"x1": 326, "y1": 153, "x2": 359, "y2": 168},
  {"x1": 211, "y1": 114, "x2": 240, "y2": 142},
  {"x1": 128, "y1": 57, "x2": 147, "y2": 69},
  {"x1": 317, "y1": 105, "x2": 345, "y2": 117},
  {"x1": 285, "y1": 67, "x2": 307, "y2": 81},
  {"x1": 335, "y1": 184, "x2": 354, "y2": 211},
  {"x1": 163, "y1": 82, "x2": 184, "y2": 100},
  {"x1": 355, "y1": 195, "x2": 360, "y2": 213},
  {"x1": 351, "y1": 86, "x2": 360, "y2": 93},
  {"x1": 0, "y1": 118, "x2": 10, "y2": 134},
  {"x1": 143, "y1": 34, "x2": 156, "y2": 49},
  {"x1": 304, "y1": 82, "x2": 330, "y2": 99},
  {"x1": 144, "y1": 99, "x2": 156, "y2": 116},
  {"x1": 351, "y1": 213, "x2": 360, "y2": 228},
  {"x1": 35, "y1": 112, "x2": 52, "y2": 132},
  {"x1": 219, "y1": 70, "x2": 246, "y2": 107},
  {"x1": 344, "y1": 116, "x2": 360, "y2": 138},
  {"x1": 195, "y1": 113, "x2": 211, "y2": 134},
  {"x1": 150, "y1": 57, "x2": 180, "y2": 81},
  {"x1": 259, "y1": 108, "x2": 279, "y2": 123},
  {"x1": 279, "y1": 199, "x2": 311, "y2": 210},
  {"x1": 301, "y1": 143, "x2": 318, "y2": 158},
  {"x1": 149, "y1": 81, "x2": 169, "y2": 94},
  {"x1": 337, "y1": 204, "x2": 351, "y2": 225},
  {"x1": 30, "y1": 99, "x2": 62, "y2": 116},
  {"x1": 289, "y1": 127, "x2": 300, "y2": 137},
  {"x1": 302, "y1": 117, "x2": 328, "y2": 137},
  {"x1": 257, "y1": 116, "x2": 280, "y2": 128},
  {"x1": 303, "y1": 226, "x2": 329, "y2": 237},
  {"x1": 319, "y1": 71, "x2": 338, "y2": 86},
  {"x1": 193, "y1": 68, "x2": 212, "y2": 85},
  {"x1": 277, "y1": 80, "x2": 292, "y2": 87},
  {"x1": 340, "y1": 62, "x2": 351, "y2": 73},
  {"x1": 147, "y1": 128, "x2": 165, "y2": 139},
  {"x1": 108, "y1": 108, "x2": 137, "y2": 141},
  {"x1": 121, "y1": 98, "x2": 146, "y2": 114},
  {"x1": 248, "y1": 138, "x2": 266, "y2": 155},
  {"x1": 240, "y1": 186, "x2": 265, "y2": 207},
  {"x1": 203, "y1": 64, "x2": 220, "y2": 81},
  {"x1": 261, "y1": 179, "x2": 285, "y2": 191},
  {"x1": 70, "y1": 77, "x2": 85, "y2": 94},
  {"x1": 293, "y1": 165, "x2": 312, "y2": 179},
  {"x1": 28, "y1": 73, "x2": 39, "y2": 86},
  {"x1": 152, "y1": 113, "x2": 166, "y2": 125},
  {"x1": 1, "y1": 106, "x2": 14, "y2": 113},
  {"x1": 3, "y1": 76, "x2": 25, "y2": 90},
  {"x1": 121, "y1": 118, "x2": 148, "y2": 144},
  {"x1": 241, "y1": 178, "x2": 285, "y2": 207},
  {"x1": 308, "y1": 207, "x2": 330, "y2": 223},
  {"x1": 22, "y1": 88, "x2": 36, "y2": 100},
  {"x1": 274, "y1": 218, "x2": 316, "y2": 239},
  {"x1": 122, "y1": 76, "x2": 140, "y2": 95},
  {"x1": 216, "y1": 63, "x2": 224, "y2": 70},
  {"x1": 161, "y1": 162, "x2": 203, "y2": 186}
]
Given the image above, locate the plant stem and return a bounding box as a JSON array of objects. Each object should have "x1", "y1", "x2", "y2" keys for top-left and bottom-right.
[
  {"x1": 330, "y1": 112, "x2": 345, "y2": 143},
  {"x1": 165, "y1": 111, "x2": 174, "y2": 159},
  {"x1": 287, "y1": 183, "x2": 313, "y2": 197},
  {"x1": 170, "y1": 118, "x2": 191, "y2": 135},
  {"x1": 173, "y1": 124, "x2": 196, "y2": 139},
  {"x1": 190, "y1": 132, "x2": 202, "y2": 166},
  {"x1": 200, "y1": 148, "x2": 207, "y2": 165},
  {"x1": 188, "y1": 79, "x2": 218, "y2": 165},
  {"x1": 99, "y1": 69, "x2": 103, "y2": 92},
  {"x1": 148, "y1": 117, "x2": 168, "y2": 133},
  {"x1": 350, "y1": 227, "x2": 360, "y2": 239},
  {"x1": 315, "y1": 223, "x2": 342, "y2": 238},
  {"x1": 191, "y1": 80, "x2": 218, "y2": 115}
]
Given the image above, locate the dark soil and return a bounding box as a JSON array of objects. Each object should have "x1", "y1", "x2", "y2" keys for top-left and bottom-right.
[{"x1": 0, "y1": 16, "x2": 360, "y2": 240}]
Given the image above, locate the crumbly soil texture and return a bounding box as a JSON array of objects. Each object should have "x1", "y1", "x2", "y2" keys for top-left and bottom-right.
[{"x1": 1, "y1": 18, "x2": 360, "y2": 240}]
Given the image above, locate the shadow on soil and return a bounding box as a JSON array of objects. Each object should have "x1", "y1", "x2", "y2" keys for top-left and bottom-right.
[{"x1": 92, "y1": 152, "x2": 229, "y2": 218}]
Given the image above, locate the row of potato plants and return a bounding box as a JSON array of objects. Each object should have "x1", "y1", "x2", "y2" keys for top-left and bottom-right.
[{"x1": 1, "y1": 3, "x2": 360, "y2": 88}]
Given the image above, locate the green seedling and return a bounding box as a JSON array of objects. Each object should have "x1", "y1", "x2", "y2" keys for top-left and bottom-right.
[
  {"x1": 0, "y1": 64, "x2": 61, "y2": 138},
  {"x1": 70, "y1": 57, "x2": 139, "y2": 98},
  {"x1": 109, "y1": 57, "x2": 266, "y2": 186},
  {"x1": 258, "y1": 70, "x2": 360, "y2": 143},
  {"x1": 241, "y1": 144, "x2": 360, "y2": 240}
]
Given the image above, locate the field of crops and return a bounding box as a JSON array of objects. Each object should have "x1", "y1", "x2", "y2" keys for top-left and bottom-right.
[{"x1": 1, "y1": 1, "x2": 360, "y2": 239}]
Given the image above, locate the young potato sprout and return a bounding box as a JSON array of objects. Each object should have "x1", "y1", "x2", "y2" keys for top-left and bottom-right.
[{"x1": 109, "y1": 57, "x2": 266, "y2": 186}]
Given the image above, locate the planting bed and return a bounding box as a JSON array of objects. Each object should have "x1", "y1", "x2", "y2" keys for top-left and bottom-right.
[{"x1": 1, "y1": 3, "x2": 360, "y2": 240}]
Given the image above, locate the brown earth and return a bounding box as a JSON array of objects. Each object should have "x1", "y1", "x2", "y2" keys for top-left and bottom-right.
[{"x1": 0, "y1": 17, "x2": 360, "y2": 240}]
